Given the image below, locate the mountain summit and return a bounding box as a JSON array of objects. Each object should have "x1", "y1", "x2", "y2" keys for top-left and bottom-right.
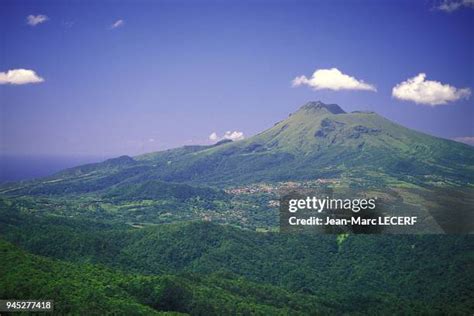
[{"x1": 297, "y1": 101, "x2": 346, "y2": 115}]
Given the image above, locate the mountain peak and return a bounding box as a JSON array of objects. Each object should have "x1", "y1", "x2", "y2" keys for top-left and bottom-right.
[
  {"x1": 103, "y1": 155, "x2": 135, "y2": 166},
  {"x1": 298, "y1": 101, "x2": 346, "y2": 115}
]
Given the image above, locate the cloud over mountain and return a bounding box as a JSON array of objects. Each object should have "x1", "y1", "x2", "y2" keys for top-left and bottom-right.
[
  {"x1": 0, "y1": 69, "x2": 45, "y2": 85},
  {"x1": 392, "y1": 73, "x2": 471, "y2": 106},
  {"x1": 209, "y1": 131, "x2": 244, "y2": 142},
  {"x1": 292, "y1": 68, "x2": 376, "y2": 91}
]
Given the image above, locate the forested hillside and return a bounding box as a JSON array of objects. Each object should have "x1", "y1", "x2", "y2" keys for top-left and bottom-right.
[
  {"x1": 1, "y1": 102, "x2": 473, "y2": 314},
  {"x1": 1, "y1": 204, "x2": 473, "y2": 315},
  {"x1": 2, "y1": 239, "x2": 344, "y2": 315}
]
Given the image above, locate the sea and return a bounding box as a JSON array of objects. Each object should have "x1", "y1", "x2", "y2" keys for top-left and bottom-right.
[{"x1": 0, "y1": 155, "x2": 109, "y2": 183}]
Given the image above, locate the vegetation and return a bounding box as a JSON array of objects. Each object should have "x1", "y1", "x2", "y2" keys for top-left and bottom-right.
[
  {"x1": 1, "y1": 102, "x2": 473, "y2": 314},
  {"x1": 2, "y1": 239, "x2": 340, "y2": 315},
  {"x1": 1, "y1": 204, "x2": 473, "y2": 315},
  {"x1": 2, "y1": 102, "x2": 473, "y2": 197}
]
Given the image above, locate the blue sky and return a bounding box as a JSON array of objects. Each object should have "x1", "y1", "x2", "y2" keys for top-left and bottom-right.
[{"x1": 1, "y1": 0, "x2": 473, "y2": 158}]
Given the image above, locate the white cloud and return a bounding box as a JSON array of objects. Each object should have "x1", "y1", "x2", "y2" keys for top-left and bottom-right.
[
  {"x1": 292, "y1": 68, "x2": 376, "y2": 91},
  {"x1": 436, "y1": 0, "x2": 474, "y2": 12},
  {"x1": 27, "y1": 14, "x2": 48, "y2": 26},
  {"x1": 223, "y1": 131, "x2": 244, "y2": 141},
  {"x1": 110, "y1": 19, "x2": 124, "y2": 29},
  {"x1": 209, "y1": 131, "x2": 245, "y2": 142},
  {"x1": 392, "y1": 73, "x2": 471, "y2": 106},
  {"x1": 453, "y1": 136, "x2": 474, "y2": 146},
  {"x1": 209, "y1": 132, "x2": 218, "y2": 141},
  {"x1": 0, "y1": 69, "x2": 44, "y2": 85}
]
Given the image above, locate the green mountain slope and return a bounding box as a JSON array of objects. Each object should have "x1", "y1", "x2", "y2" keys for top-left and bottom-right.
[
  {"x1": 2, "y1": 101, "x2": 472, "y2": 198},
  {"x1": 135, "y1": 101, "x2": 473, "y2": 185},
  {"x1": 1, "y1": 99, "x2": 473, "y2": 315}
]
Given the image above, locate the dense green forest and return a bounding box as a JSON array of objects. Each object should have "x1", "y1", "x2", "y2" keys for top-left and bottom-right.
[
  {"x1": 2, "y1": 239, "x2": 340, "y2": 315},
  {"x1": 1, "y1": 203, "x2": 473, "y2": 315}
]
